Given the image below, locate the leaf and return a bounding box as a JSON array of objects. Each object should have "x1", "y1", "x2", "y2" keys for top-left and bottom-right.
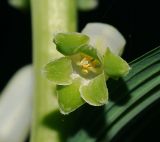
[
  {"x1": 54, "y1": 32, "x2": 89, "y2": 55},
  {"x1": 95, "y1": 47, "x2": 160, "y2": 142},
  {"x1": 44, "y1": 57, "x2": 73, "y2": 85},
  {"x1": 80, "y1": 73, "x2": 108, "y2": 106},
  {"x1": 66, "y1": 46, "x2": 160, "y2": 142},
  {"x1": 103, "y1": 48, "x2": 130, "y2": 79},
  {"x1": 57, "y1": 78, "x2": 85, "y2": 115}
]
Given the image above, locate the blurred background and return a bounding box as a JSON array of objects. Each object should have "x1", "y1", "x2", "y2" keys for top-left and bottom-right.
[{"x1": 0, "y1": 0, "x2": 160, "y2": 141}]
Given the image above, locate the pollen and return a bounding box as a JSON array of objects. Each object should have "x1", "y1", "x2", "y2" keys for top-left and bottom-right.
[{"x1": 79, "y1": 57, "x2": 97, "y2": 74}]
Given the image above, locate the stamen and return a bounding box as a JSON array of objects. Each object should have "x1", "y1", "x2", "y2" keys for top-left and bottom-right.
[
  {"x1": 79, "y1": 57, "x2": 97, "y2": 74},
  {"x1": 82, "y1": 69, "x2": 89, "y2": 74}
]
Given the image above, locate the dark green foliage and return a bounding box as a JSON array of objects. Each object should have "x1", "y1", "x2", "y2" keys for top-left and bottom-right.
[{"x1": 58, "y1": 46, "x2": 160, "y2": 142}]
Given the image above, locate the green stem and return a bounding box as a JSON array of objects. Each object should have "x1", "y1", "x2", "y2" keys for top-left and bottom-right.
[{"x1": 30, "y1": 0, "x2": 77, "y2": 142}]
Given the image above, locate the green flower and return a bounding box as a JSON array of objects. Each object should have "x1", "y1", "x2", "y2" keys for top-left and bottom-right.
[{"x1": 44, "y1": 28, "x2": 130, "y2": 114}]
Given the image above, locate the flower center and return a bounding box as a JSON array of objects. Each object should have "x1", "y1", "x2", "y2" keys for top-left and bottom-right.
[
  {"x1": 71, "y1": 53, "x2": 102, "y2": 79},
  {"x1": 78, "y1": 57, "x2": 97, "y2": 74}
]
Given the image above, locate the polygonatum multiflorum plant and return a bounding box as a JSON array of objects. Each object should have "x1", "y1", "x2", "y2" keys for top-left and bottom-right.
[{"x1": 44, "y1": 24, "x2": 130, "y2": 114}]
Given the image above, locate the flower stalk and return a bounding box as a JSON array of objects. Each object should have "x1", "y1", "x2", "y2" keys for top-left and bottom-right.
[{"x1": 30, "y1": 0, "x2": 77, "y2": 142}]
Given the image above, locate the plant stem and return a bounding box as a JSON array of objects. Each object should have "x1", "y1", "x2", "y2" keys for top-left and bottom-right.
[{"x1": 30, "y1": 0, "x2": 77, "y2": 142}]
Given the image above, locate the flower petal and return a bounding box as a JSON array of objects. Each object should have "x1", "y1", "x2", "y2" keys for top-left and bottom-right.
[
  {"x1": 44, "y1": 57, "x2": 73, "y2": 85},
  {"x1": 77, "y1": 44, "x2": 101, "y2": 61},
  {"x1": 80, "y1": 73, "x2": 108, "y2": 106},
  {"x1": 57, "y1": 78, "x2": 85, "y2": 114},
  {"x1": 54, "y1": 32, "x2": 89, "y2": 55},
  {"x1": 82, "y1": 23, "x2": 126, "y2": 56},
  {"x1": 103, "y1": 48, "x2": 131, "y2": 79}
]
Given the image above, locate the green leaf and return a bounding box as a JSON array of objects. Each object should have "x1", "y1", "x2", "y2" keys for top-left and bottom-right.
[
  {"x1": 57, "y1": 78, "x2": 85, "y2": 115},
  {"x1": 103, "y1": 48, "x2": 130, "y2": 79},
  {"x1": 54, "y1": 32, "x2": 89, "y2": 55},
  {"x1": 44, "y1": 57, "x2": 73, "y2": 85},
  {"x1": 99, "y1": 47, "x2": 160, "y2": 142},
  {"x1": 80, "y1": 73, "x2": 108, "y2": 106},
  {"x1": 65, "y1": 46, "x2": 160, "y2": 142}
]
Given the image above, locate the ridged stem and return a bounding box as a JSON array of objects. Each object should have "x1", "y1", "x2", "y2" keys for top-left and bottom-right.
[{"x1": 30, "y1": 0, "x2": 77, "y2": 142}]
